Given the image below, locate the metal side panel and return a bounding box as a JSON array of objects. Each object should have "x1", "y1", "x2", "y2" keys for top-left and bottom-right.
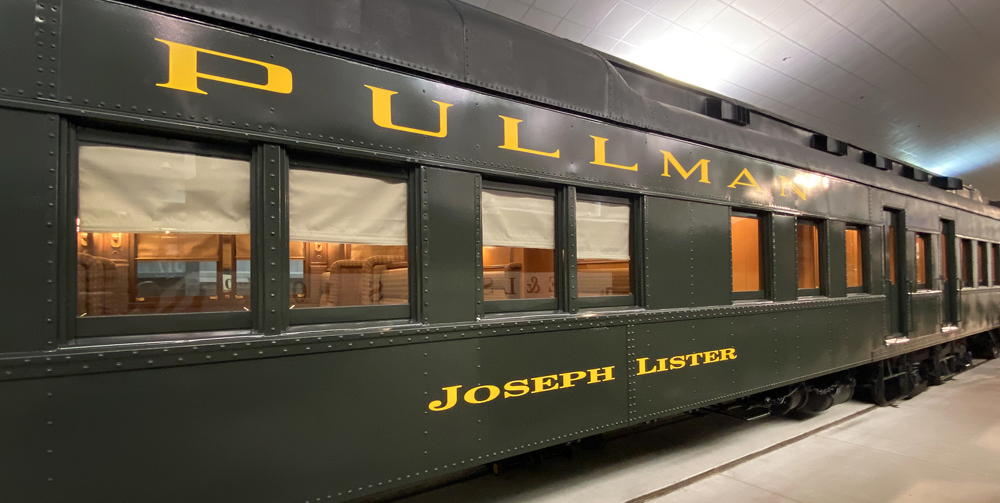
[
  {"x1": 772, "y1": 213, "x2": 797, "y2": 302},
  {"x1": 0, "y1": 109, "x2": 60, "y2": 352},
  {"x1": 827, "y1": 220, "x2": 847, "y2": 297},
  {"x1": 1, "y1": 326, "x2": 627, "y2": 503},
  {"x1": 422, "y1": 167, "x2": 478, "y2": 324},
  {"x1": 644, "y1": 197, "x2": 730, "y2": 309},
  {"x1": 629, "y1": 300, "x2": 881, "y2": 421},
  {"x1": 0, "y1": 0, "x2": 46, "y2": 100}
]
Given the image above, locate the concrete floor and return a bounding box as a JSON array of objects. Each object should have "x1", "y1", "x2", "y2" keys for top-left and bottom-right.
[{"x1": 394, "y1": 358, "x2": 1000, "y2": 503}]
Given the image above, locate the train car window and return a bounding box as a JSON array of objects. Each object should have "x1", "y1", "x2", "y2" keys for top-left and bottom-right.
[
  {"x1": 979, "y1": 241, "x2": 989, "y2": 287},
  {"x1": 993, "y1": 244, "x2": 999, "y2": 286},
  {"x1": 576, "y1": 197, "x2": 631, "y2": 298},
  {"x1": 482, "y1": 187, "x2": 556, "y2": 304},
  {"x1": 287, "y1": 168, "x2": 408, "y2": 310},
  {"x1": 77, "y1": 144, "x2": 250, "y2": 317},
  {"x1": 731, "y1": 212, "x2": 764, "y2": 299},
  {"x1": 796, "y1": 220, "x2": 822, "y2": 294},
  {"x1": 845, "y1": 225, "x2": 865, "y2": 292},
  {"x1": 915, "y1": 233, "x2": 930, "y2": 289},
  {"x1": 961, "y1": 239, "x2": 973, "y2": 288}
]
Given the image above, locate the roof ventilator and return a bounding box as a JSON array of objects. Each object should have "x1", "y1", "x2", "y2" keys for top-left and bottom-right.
[
  {"x1": 930, "y1": 176, "x2": 963, "y2": 190},
  {"x1": 705, "y1": 97, "x2": 750, "y2": 126},
  {"x1": 811, "y1": 134, "x2": 847, "y2": 156},
  {"x1": 861, "y1": 151, "x2": 892, "y2": 170},
  {"x1": 900, "y1": 165, "x2": 930, "y2": 182}
]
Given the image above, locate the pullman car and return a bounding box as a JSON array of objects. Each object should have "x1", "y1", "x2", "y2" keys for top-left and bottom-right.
[{"x1": 1, "y1": 1, "x2": 999, "y2": 501}]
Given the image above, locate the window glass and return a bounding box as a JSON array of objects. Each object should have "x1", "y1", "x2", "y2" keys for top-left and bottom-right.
[
  {"x1": 797, "y1": 220, "x2": 821, "y2": 291},
  {"x1": 979, "y1": 242, "x2": 989, "y2": 286},
  {"x1": 731, "y1": 214, "x2": 762, "y2": 293},
  {"x1": 961, "y1": 239, "x2": 973, "y2": 287},
  {"x1": 845, "y1": 226, "x2": 863, "y2": 289},
  {"x1": 915, "y1": 234, "x2": 928, "y2": 288},
  {"x1": 577, "y1": 198, "x2": 631, "y2": 297},
  {"x1": 287, "y1": 169, "x2": 408, "y2": 308},
  {"x1": 77, "y1": 145, "x2": 250, "y2": 316},
  {"x1": 482, "y1": 188, "x2": 555, "y2": 300}
]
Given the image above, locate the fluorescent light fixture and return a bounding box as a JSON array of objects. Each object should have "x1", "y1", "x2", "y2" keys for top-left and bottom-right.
[{"x1": 633, "y1": 26, "x2": 738, "y2": 91}]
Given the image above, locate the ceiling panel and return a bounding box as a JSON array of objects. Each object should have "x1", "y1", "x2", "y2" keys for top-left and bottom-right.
[{"x1": 466, "y1": 0, "x2": 1000, "y2": 199}]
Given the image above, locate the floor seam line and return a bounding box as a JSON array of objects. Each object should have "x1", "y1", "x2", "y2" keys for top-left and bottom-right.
[{"x1": 621, "y1": 405, "x2": 879, "y2": 503}]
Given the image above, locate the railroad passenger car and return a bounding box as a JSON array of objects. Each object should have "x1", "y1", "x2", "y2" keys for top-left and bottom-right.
[{"x1": 1, "y1": 1, "x2": 999, "y2": 501}]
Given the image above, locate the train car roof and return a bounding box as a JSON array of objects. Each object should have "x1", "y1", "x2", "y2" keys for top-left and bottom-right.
[{"x1": 132, "y1": 0, "x2": 1000, "y2": 220}]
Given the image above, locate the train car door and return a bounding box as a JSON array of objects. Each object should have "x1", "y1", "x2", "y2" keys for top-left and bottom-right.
[
  {"x1": 941, "y1": 219, "x2": 959, "y2": 326},
  {"x1": 885, "y1": 209, "x2": 907, "y2": 335}
]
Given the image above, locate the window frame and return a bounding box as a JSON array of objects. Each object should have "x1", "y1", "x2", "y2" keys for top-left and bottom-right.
[
  {"x1": 795, "y1": 218, "x2": 825, "y2": 297},
  {"x1": 730, "y1": 209, "x2": 769, "y2": 302},
  {"x1": 993, "y1": 243, "x2": 999, "y2": 288},
  {"x1": 915, "y1": 232, "x2": 932, "y2": 290},
  {"x1": 284, "y1": 153, "x2": 415, "y2": 326},
  {"x1": 844, "y1": 224, "x2": 868, "y2": 294},
  {"x1": 69, "y1": 127, "x2": 254, "y2": 338},
  {"x1": 575, "y1": 192, "x2": 635, "y2": 310},
  {"x1": 961, "y1": 238, "x2": 974, "y2": 288},
  {"x1": 979, "y1": 241, "x2": 989, "y2": 287},
  {"x1": 479, "y1": 180, "x2": 560, "y2": 314}
]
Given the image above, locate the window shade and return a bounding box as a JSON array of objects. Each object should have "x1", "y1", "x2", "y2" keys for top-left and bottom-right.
[
  {"x1": 78, "y1": 146, "x2": 250, "y2": 234},
  {"x1": 288, "y1": 169, "x2": 407, "y2": 245},
  {"x1": 482, "y1": 189, "x2": 554, "y2": 249},
  {"x1": 577, "y1": 200, "x2": 630, "y2": 260}
]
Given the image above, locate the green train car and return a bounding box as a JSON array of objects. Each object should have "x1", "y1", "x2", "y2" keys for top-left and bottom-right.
[{"x1": 1, "y1": 1, "x2": 998, "y2": 501}]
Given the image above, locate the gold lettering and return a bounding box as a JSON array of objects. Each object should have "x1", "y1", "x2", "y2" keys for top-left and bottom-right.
[
  {"x1": 364, "y1": 85, "x2": 453, "y2": 138},
  {"x1": 155, "y1": 38, "x2": 292, "y2": 95},
  {"x1": 704, "y1": 350, "x2": 720, "y2": 363},
  {"x1": 498, "y1": 116, "x2": 560, "y2": 158},
  {"x1": 686, "y1": 353, "x2": 704, "y2": 366},
  {"x1": 428, "y1": 385, "x2": 462, "y2": 411},
  {"x1": 720, "y1": 348, "x2": 737, "y2": 361},
  {"x1": 560, "y1": 371, "x2": 588, "y2": 388},
  {"x1": 464, "y1": 385, "x2": 500, "y2": 404},
  {"x1": 590, "y1": 136, "x2": 638, "y2": 171},
  {"x1": 779, "y1": 175, "x2": 807, "y2": 200},
  {"x1": 532, "y1": 375, "x2": 560, "y2": 393},
  {"x1": 669, "y1": 355, "x2": 686, "y2": 370},
  {"x1": 661, "y1": 151, "x2": 710, "y2": 183},
  {"x1": 636, "y1": 358, "x2": 660, "y2": 375},
  {"x1": 657, "y1": 358, "x2": 669, "y2": 371},
  {"x1": 503, "y1": 379, "x2": 530, "y2": 398},
  {"x1": 587, "y1": 366, "x2": 615, "y2": 383},
  {"x1": 727, "y1": 168, "x2": 762, "y2": 190}
]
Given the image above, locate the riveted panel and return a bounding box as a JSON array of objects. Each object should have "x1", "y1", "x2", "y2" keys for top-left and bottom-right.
[
  {"x1": 423, "y1": 167, "x2": 477, "y2": 324},
  {"x1": 869, "y1": 225, "x2": 885, "y2": 296},
  {"x1": 645, "y1": 197, "x2": 729, "y2": 309},
  {"x1": 772, "y1": 213, "x2": 796, "y2": 301},
  {"x1": 629, "y1": 302, "x2": 880, "y2": 421},
  {"x1": 827, "y1": 220, "x2": 847, "y2": 297},
  {"x1": 0, "y1": 0, "x2": 38, "y2": 99},
  {"x1": 0, "y1": 109, "x2": 59, "y2": 352},
  {"x1": 257, "y1": 145, "x2": 288, "y2": 334},
  {"x1": 1, "y1": 325, "x2": 625, "y2": 503},
  {"x1": 32, "y1": 0, "x2": 62, "y2": 101}
]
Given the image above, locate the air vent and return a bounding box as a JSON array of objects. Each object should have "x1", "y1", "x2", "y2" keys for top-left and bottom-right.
[
  {"x1": 811, "y1": 134, "x2": 847, "y2": 156},
  {"x1": 705, "y1": 97, "x2": 749, "y2": 126},
  {"x1": 861, "y1": 151, "x2": 891, "y2": 170},
  {"x1": 931, "y1": 176, "x2": 963, "y2": 190},
  {"x1": 900, "y1": 165, "x2": 930, "y2": 182}
]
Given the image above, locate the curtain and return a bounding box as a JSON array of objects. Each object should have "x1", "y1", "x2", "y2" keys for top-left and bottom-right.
[
  {"x1": 577, "y1": 200, "x2": 630, "y2": 260},
  {"x1": 482, "y1": 189, "x2": 554, "y2": 249},
  {"x1": 289, "y1": 169, "x2": 407, "y2": 245},
  {"x1": 78, "y1": 145, "x2": 250, "y2": 234}
]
